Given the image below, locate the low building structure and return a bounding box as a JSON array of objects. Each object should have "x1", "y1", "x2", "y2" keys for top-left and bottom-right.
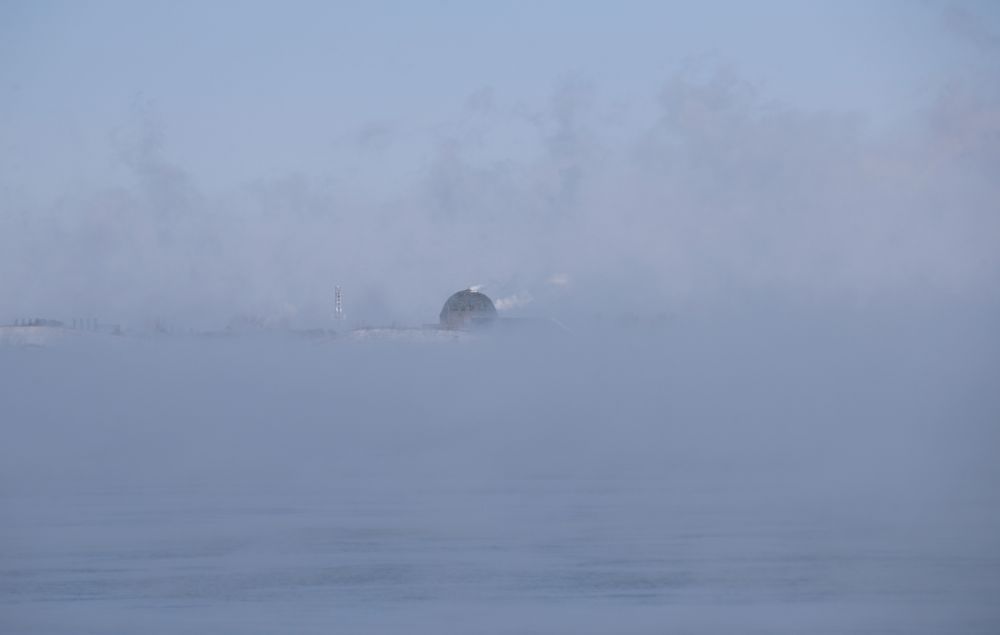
[{"x1": 439, "y1": 289, "x2": 498, "y2": 329}]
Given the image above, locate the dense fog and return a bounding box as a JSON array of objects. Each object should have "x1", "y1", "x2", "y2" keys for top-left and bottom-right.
[
  {"x1": 2, "y1": 5, "x2": 999, "y2": 327},
  {"x1": 1, "y1": 304, "x2": 998, "y2": 496},
  {"x1": 3, "y1": 302, "x2": 999, "y2": 633},
  {"x1": 2, "y1": 1, "x2": 999, "y2": 633}
]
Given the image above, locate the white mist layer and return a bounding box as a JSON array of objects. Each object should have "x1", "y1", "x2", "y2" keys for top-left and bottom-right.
[{"x1": 1, "y1": 304, "x2": 998, "y2": 633}]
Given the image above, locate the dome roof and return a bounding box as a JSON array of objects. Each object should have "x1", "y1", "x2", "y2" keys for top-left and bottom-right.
[{"x1": 440, "y1": 289, "x2": 497, "y2": 328}]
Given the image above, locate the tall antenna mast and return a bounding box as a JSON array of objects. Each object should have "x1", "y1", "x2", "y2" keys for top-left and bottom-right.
[{"x1": 334, "y1": 286, "x2": 344, "y2": 321}]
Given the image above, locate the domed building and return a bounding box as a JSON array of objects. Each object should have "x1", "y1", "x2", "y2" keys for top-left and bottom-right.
[{"x1": 439, "y1": 289, "x2": 497, "y2": 329}]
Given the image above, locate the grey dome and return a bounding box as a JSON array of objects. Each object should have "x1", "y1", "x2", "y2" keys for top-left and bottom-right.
[{"x1": 439, "y1": 289, "x2": 497, "y2": 328}]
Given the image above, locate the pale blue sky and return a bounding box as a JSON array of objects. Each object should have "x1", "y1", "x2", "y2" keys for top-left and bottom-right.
[{"x1": 1, "y1": 1, "x2": 986, "y2": 195}]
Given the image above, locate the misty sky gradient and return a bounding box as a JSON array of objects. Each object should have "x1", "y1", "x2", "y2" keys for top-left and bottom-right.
[{"x1": 2, "y1": 0, "x2": 999, "y2": 325}]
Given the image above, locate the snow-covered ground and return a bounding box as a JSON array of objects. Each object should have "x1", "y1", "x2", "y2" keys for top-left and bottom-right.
[
  {"x1": 349, "y1": 327, "x2": 474, "y2": 342},
  {"x1": 0, "y1": 326, "x2": 78, "y2": 348}
]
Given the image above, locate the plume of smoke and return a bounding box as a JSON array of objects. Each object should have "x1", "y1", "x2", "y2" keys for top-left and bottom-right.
[{"x1": 493, "y1": 292, "x2": 534, "y2": 311}]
